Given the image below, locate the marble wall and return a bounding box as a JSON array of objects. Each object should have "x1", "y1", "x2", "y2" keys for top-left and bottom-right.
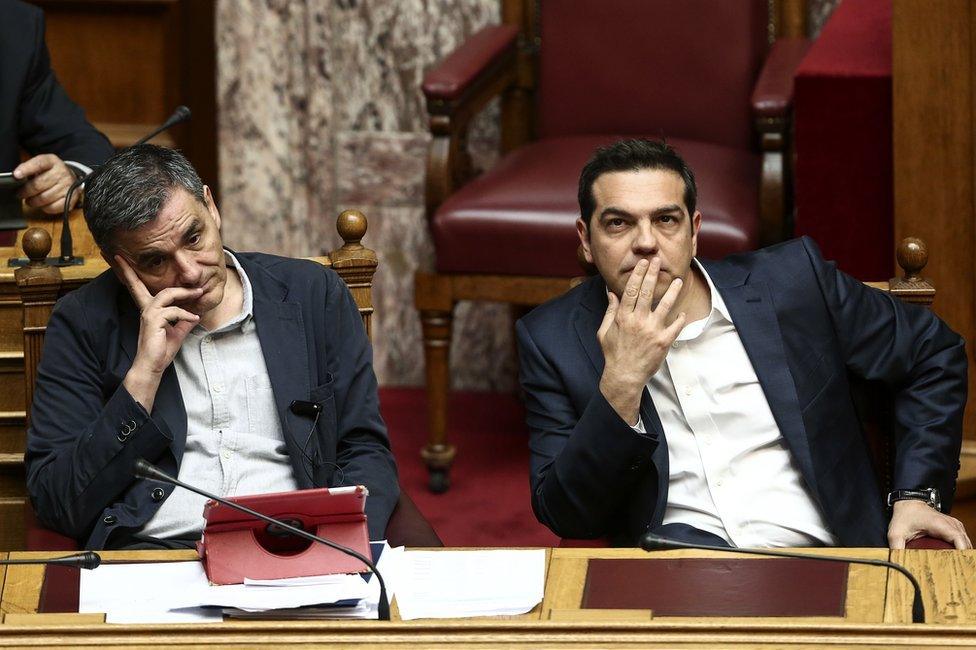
[{"x1": 215, "y1": 0, "x2": 839, "y2": 390}]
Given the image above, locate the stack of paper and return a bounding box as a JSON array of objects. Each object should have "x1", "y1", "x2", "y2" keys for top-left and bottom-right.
[
  {"x1": 79, "y1": 543, "x2": 403, "y2": 624},
  {"x1": 393, "y1": 549, "x2": 546, "y2": 620}
]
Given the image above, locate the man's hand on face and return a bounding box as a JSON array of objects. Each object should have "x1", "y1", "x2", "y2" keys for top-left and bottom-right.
[
  {"x1": 117, "y1": 255, "x2": 201, "y2": 412},
  {"x1": 14, "y1": 154, "x2": 79, "y2": 215},
  {"x1": 887, "y1": 499, "x2": 972, "y2": 550},
  {"x1": 598, "y1": 257, "x2": 686, "y2": 426}
]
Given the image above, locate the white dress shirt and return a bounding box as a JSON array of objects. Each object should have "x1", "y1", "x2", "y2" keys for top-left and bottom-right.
[{"x1": 635, "y1": 260, "x2": 837, "y2": 547}]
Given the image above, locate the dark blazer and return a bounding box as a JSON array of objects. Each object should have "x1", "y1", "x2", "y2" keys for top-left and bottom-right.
[
  {"x1": 25, "y1": 252, "x2": 399, "y2": 549},
  {"x1": 516, "y1": 237, "x2": 967, "y2": 547},
  {"x1": 0, "y1": 0, "x2": 113, "y2": 173}
]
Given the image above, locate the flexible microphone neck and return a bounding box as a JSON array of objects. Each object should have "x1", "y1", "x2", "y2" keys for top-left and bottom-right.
[
  {"x1": 640, "y1": 532, "x2": 925, "y2": 624},
  {"x1": 57, "y1": 105, "x2": 192, "y2": 264},
  {"x1": 0, "y1": 551, "x2": 101, "y2": 570},
  {"x1": 133, "y1": 458, "x2": 390, "y2": 621}
]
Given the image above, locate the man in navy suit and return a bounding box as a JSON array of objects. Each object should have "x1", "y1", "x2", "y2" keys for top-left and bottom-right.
[
  {"x1": 25, "y1": 145, "x2": 398, "y2": 549},
  {"x1": 1, "y1": 0, "x2": 114, "y2": 214},
  {"x1": 517, "y1": 139, "x2": 970, "y2": 549}
]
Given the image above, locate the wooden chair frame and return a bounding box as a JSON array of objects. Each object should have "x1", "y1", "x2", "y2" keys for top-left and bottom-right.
[{"x1": 416, "y1": 0, "x2": 809, "y2": 491}]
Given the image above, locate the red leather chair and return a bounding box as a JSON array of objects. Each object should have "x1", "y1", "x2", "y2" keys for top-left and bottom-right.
[{"x1": 415, "y1": 0, "x2": 812, "y2": 491}]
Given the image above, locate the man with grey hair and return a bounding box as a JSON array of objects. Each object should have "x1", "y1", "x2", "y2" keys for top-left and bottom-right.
[{"x1": 25, "y1": 144, "x2": 399, "y2": 549}]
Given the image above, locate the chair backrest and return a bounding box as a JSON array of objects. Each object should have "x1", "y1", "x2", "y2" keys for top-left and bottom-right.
[{"x1": 535, "y1": 0, "x2": 769, "y2": 149}]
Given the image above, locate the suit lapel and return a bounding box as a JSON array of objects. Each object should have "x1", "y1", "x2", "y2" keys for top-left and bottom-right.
[
  {"x1": 242, "y1": 256, "x2": 315, "y2": 485},
  {"x1": 703, "y1": 260, "x2": 819, "y2": 497}
]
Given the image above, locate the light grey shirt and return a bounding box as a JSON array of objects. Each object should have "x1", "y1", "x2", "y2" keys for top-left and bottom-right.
[{"x1": 140, "y1": 252, "x2": 299, "y2": 539}]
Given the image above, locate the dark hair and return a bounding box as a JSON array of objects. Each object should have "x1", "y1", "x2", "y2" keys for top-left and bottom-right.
[
  {"x1": 83, "y1": 144, "x2": 205, "y2": 253},
  {"x1": 577, "y1": 138, "x2": 697, "y2": 227}
]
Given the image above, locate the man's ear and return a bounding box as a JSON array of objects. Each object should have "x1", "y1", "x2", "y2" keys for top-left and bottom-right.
[
  {"x1": 576, "y1": 217, "x2": 594, "y2": 264},
  {"x1": 690, "y1": 210, "x2": 702, "y2": 258},
  {"x1": 203, "y1": 185, "x2": 221, "y2": 230}
]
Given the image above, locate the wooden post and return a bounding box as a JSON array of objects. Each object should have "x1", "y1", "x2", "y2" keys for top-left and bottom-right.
[
  {"x1": 14, "y1": 229, "x2": 62, "y2": 425},
  {"x1": 329, "y1": 210, "x2": 378, "y2": 340}
]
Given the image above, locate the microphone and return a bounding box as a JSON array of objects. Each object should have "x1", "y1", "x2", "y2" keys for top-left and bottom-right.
[
  {"x1": 55, "y1": 106, "x2": 193, "y2": 265},
  {"x1": 640, "y1": 532, "x2": 926, "y2": 623},
  {"x1": 133, "y1": 458, "x2": 390, "y2": 621},
  {"x1": 0, "y1": 551, "x2": 101, "y2": 570}
]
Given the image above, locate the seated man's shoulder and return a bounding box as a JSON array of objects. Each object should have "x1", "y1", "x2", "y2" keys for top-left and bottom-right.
[
  {"x1": 518, "y1": 276, "x2": 601, "y2": 336},
  {"x1": 713, "y1": 236, "x2": 825, "y2": 283},
  {"x1": 236, "y1": 251, "x2": 337, "y2": 285}
]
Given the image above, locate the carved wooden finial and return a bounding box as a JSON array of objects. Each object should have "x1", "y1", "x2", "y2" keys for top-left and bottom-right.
[
  {"x1": 23, "y1": 227, "x2": 52, "y2": 263},
  {"x1": 337, "y1": 210, "x2": 367, "y2": 249},
  {"x1": 896, "y1": 237, "x2": 928, "y2": 282},
  {"x1": 889, "y1": 236, "x2": 934, "y2": 307}
]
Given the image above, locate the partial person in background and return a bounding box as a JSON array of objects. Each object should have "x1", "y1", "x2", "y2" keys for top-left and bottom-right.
[{"x1": 1, "y1": 0, "x2": 114, "y2": 214}]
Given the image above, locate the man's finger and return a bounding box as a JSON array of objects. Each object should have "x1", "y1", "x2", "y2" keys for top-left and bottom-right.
[
  {"x1": 598, "y1": 291, "x2": 618, "y2": 340},
  {"x1": 635, "y1": 257, "x2": 661, "y2": 313},
  {"x1": 663, "y1": 311, "x2": 687, "y2": 342},
  {"x1": 13, "y1": 154, "x2": 57, "y2": 180},
  {"x1": 653, "y1": 277, "x2": 683, "y2": 319},
  {"x1": 150, "y1": 285, "x2": 205, "y2": 308},
  {"x1": 154, "y1": 306, "x2": 200, "y2": 327},
  {"x1": 114, "y1": 255, "x2": 154, "y2": 308},
  {"x1": 620, "y1": 259, "x2": 649, "y2": 312},
  {"x1": 24, "y1": 179, "x2": 70, "y2": 209}
]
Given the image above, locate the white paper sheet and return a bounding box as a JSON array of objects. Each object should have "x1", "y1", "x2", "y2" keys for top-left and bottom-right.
[
  {"x1": 394, "y1": 549, "x2": 545, "y2": 620},
  {"x1": 79, "y1": 561, "x2": 222, "y2": 624}
]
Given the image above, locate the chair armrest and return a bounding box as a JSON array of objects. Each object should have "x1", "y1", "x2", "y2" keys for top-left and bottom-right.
[
  {"x1": 422, "y1": 25, "x2": 519, "y2": 103},
  {"x1": 905, "y1": 536, "x2": 954, "y2": 550},
  {"x1": 751, "y1": 37, "x2": 813, "y2": 119}
]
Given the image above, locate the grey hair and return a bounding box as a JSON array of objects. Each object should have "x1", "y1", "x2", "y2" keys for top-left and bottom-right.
[{"x1": 83, "y1": 144, "x2": 205, "y2": 254}]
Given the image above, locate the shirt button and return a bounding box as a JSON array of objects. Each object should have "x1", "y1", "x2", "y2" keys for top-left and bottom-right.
[
  {"x1": 151, "y1": 487, "x2": 166, "y2": 502},
  {"x1": 704, "y1": 435, "x2": 713, "y2": 446},
  {"x1": 204, "y1": 336, "x2": 213, "y2": 344},
  {"x1": 716, "y1": 479, "x2": 724, "y2": 487},
  {"x1": 672, "y1": 341, "x2": 679, "y2": 349},
  {"x1": 222, "y1": 450, "x2": 232, "y2": 460},
  {"x1": 684, "y1": 385, "x2": 693, "y2": 396},
  {"x1": 103, "y1": 515, "x2": 117, "y2": 525},
  {"x1": 213, "y1": 384, "x2": 223, "y2": 393}
]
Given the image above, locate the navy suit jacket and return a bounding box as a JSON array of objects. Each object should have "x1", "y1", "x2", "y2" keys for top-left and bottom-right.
[
  {"x1": 516, "y1": 238, "x2": 967, "y2": 547},
  {"x1": 0, "y1": 0, "x2": 113, "y2": 173},
  {"x1": 25, "y1": 252, "x2": 399, "y2": 549}
]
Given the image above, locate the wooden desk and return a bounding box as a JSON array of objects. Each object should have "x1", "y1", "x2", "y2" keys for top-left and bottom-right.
[{"x1": 1, "y1": 548, "x2": 976, "y2": 648}]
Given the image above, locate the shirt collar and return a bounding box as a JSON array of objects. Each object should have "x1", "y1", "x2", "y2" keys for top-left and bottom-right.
[
  {"x1": 695, "y1": 258, "x2": 732, "y2": 323},
  {"x1": 674, "y1": 259, "x2": 733, "y2": 342}
]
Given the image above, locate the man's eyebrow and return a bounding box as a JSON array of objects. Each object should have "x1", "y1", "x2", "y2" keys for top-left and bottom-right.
[
  {"x1": 599, "y1": 206, "x2": 636, "y2": 221},
  {"x1": 651, "y1": 204, "x2": 685, "y2": 216},
  {"x1": 181, "y1": 217, "x2": 203, "y2": 243}
]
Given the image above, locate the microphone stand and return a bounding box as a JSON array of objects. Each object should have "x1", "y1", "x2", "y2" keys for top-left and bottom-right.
[
  {"x1": 640, "y1": 532, "x2": 925, "y2": 623},
  {"x1": 0, "y1": 551, "x2": 101, "y2": 570},
  {"x1": 134, "y1": 458, "x2": 391, "y2": 621}
]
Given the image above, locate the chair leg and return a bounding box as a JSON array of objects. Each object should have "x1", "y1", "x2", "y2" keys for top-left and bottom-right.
[{"x1": 419, "y1": 306, "x2": 456, "y2": 493}]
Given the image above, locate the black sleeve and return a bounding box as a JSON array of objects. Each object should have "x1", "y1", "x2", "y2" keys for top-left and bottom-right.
[
  {"x1": 802, "y1": 237, "x2": 967, "y2": 509},
  {"x1": 17, "y1": 10, "x2": 114, "y2": 168}
]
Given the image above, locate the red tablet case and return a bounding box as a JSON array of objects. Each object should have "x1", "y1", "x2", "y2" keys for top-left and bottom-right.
[{"x1": 197, "y1": 486, "x2": 371, "y2": 585}]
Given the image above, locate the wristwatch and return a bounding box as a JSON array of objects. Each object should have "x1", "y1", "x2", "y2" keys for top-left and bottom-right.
[{"x1": 887, "y1": 487, "x2": 941, "y2": 511}]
